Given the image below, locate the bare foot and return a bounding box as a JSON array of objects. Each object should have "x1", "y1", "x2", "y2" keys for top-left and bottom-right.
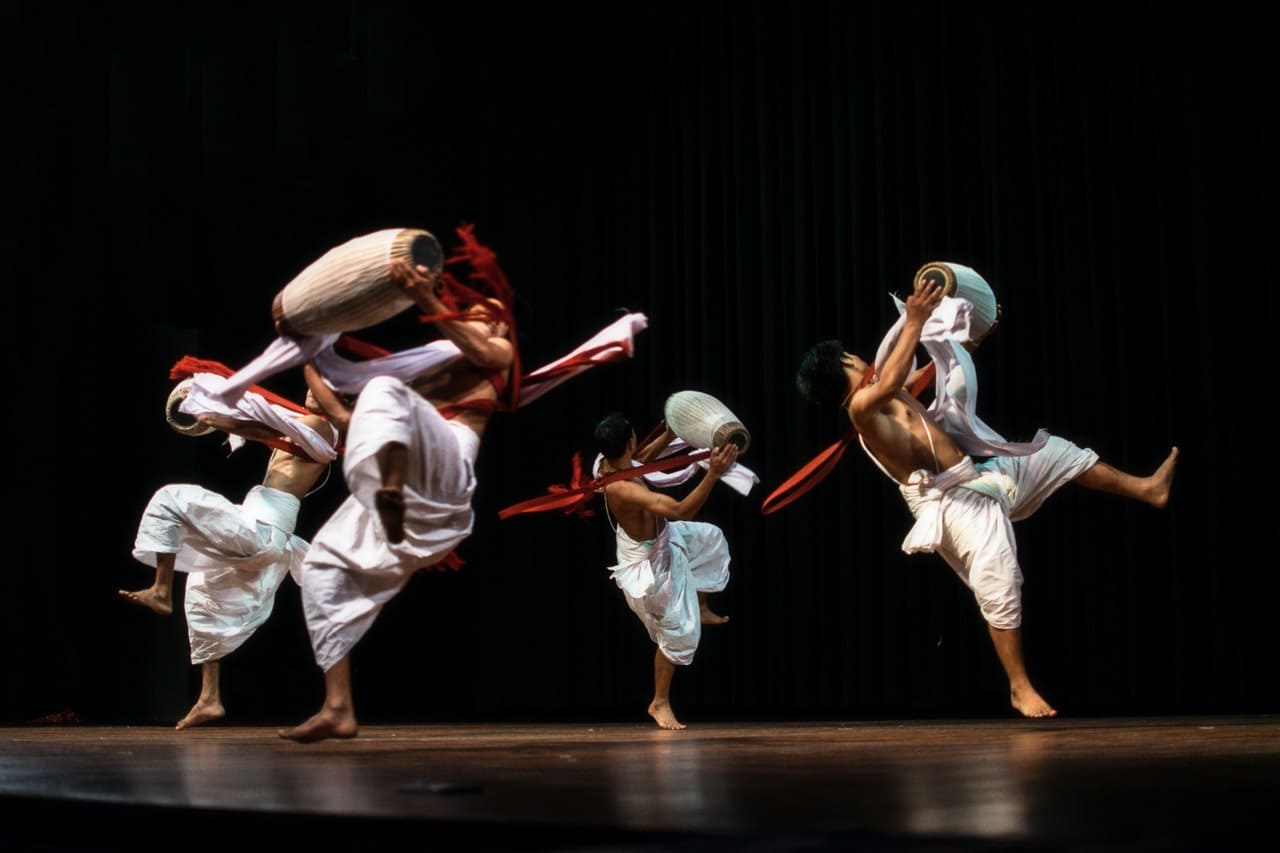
[
  {"x1": 118, "y1": 587, "x2": 172, "y2": 616},
  {"x1": 1010, "y1": 684, "x2": 1058, "y2": 719},
  {"x1": 700, "y1": 606, "x2": 730, "y2": 626},
  {"x1": 375, "y1": 487, "x2": 406, "y2": 544},
  {"x1": 279, "y1": 708, "x2": 359, "y2": 743},
  {"x1": 648, "y1": 700, "x2": 686, "y2": 731},
  {"x1": 175, "y1": 698, "x2": 225, "y2": 730},
  {"x1": 1144, "y1": 446, "x2": 1179, "y2": 509}
]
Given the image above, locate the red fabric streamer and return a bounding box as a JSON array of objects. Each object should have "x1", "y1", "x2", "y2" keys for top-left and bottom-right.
[
  {"x1": 169, "y1": 356, "x2": 310, "y2": 414},
  {"x1": 909, "y1": 362, "x2": 937, "y2": 399},
  {"x1": 759, "y1": 361, "x2": 937, "y2": 515},
  {"x1": 411, "y1": 224, "x2": 526, "y2": 414},
  {"x1": 335, "y1": 335, "x2": 393, "y2": 360},
  {"x1": 541, "y1": 452, "x2": 597, "y2": 520},
  {"x1": 499, "y1": 447, "x2": 712, "y2": 521},
  {"x1": 426, "y1": 552, "x2": 464, "y2": 573},
  {"x1": 759, "y1": 428, "x2": 856, "y2": 516},
  {"x1": 167, "y1": 355, "x2": 331, "y2": 461}
]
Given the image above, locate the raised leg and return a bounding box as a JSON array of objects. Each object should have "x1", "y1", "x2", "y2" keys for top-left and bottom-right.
[
  {"x1": 1074, "y1": 447, "x2": 1178, "y2": 508},
  {"x1": 118, "y1": 552, "x2": 175, "y2": 616},
  {"x1": 375, "y1": 441, "x2": 408, "y2": 543},
  {"x1": 698, "y1": 591, "x2": 730, "y2": 626}
]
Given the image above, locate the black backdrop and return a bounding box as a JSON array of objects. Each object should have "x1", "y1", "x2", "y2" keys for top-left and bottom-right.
[{"x1": 4, "y1": 0, "x2": 1276, "y2": 726}]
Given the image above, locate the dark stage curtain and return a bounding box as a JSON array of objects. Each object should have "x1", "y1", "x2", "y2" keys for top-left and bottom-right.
[{"x1": 4, "y1": 0, "x2": 1276, "y2": 726}]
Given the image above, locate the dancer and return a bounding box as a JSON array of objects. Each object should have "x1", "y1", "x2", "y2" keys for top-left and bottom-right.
[
  {"x1": 123, "y1": 387, "x2": 339, "y2": 729},
  {"x1": 183, "y1": 225, "x2": 646, "y2": 742},
  {"x1": 278, "y1": 257, "x2": 512, "y2": 743},
  {"x1": 593, "y1": 414, "x2": 742, "y2": 730},
  {"x1": 793, "y1": 272, "x2": 1177, "y2": 718}
]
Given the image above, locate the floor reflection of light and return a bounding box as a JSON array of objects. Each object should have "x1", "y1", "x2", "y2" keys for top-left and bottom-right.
[
  {"x1": 607, "y1": 736, "x2": 740, "y2": 831},
  {"x1": 899, "y1": 731, "x2": 1051, "y2": 839},
  {"x1": 164, "y1": 738, "x2": 382, "y2": 815}
]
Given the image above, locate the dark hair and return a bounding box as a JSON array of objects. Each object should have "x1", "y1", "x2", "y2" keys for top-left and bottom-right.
[
  {"x1": 593, "y1": 412, "x2": 634, "y2": 459},
  {"x1": 795, "y1": 340, "x2": 850, "y2": 409}
]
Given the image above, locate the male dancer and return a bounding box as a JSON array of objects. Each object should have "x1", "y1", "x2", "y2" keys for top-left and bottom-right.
[
  {"x1": 593, "y1": 414, "x2": 741, "y2": 730},
  {"x1": 279, "y1": 259, "x2": 514, "y2": 742},
  {"x1": 124, "y1": 388, "x2": 338, "y2": 729},
  {"x1": 794, "y1": 273, "x2": 1177, "y2": 718}
]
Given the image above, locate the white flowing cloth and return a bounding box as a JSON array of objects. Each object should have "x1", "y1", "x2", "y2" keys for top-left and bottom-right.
[
  {"x1": 609, "y1": 520, "x2": 731, "y2": 666},
  {"x1": 177, "y1": 374, "x2": 339, "y2": 463},
  {"x1": 875, "y1": 294, "x2": 1051, "y2": 458},
  {"x1": 865, "y1": 294, "x2": 1099, "y2": 628},
  {"x1": 590, "y1": 437, "x2": 759, "y2": 496},
  {"x1": 185, "y1": 313, "x2": 650, "y2": 672},
  {"x1": 299, "y1": 375, "x2": 480, "y2": 672},
  {"x1": 193, "y1": 312, "x2": 650, "y2": 405},
  {"x1": 898, "y1": 439, "x2": 1098, "y2": 628},
  {"x1": 132, "y1": 484, "x2": 308, "y2": 664}
]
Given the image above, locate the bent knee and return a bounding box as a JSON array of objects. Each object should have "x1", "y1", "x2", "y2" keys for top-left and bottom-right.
[{"x1": 978, "y1": 599, "x2": 1022, "y2": 631}]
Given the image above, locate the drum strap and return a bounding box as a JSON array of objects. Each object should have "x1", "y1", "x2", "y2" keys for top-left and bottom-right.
[{"x1": 760, "y1": 361, "x2": 936, "y2": 515}]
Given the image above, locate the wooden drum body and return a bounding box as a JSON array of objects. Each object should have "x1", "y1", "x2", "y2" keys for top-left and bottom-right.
[
  {"x1": 664, "y1": 390, "x2": 751, "y2": 454},
  {"x1": 272, "y1": 228, "x2": 444, "y2": 338},
  {"x1": 913, "y1": 261, "x2": 999, "y2": 340}
]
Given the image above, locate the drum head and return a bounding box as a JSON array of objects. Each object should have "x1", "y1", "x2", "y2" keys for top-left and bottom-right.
[
  {"x1": 913, "y1": 262, "x2": 958, "y2": 296},
  {"x1": 165, "y1": 379, "x2": 214, "y2": 437},
  {"x1": 408, "y1": 231, "x2": 444, "y2": 272},
  {"x1": 912, "y1": 260, "x2": 998, "y2": 339}
]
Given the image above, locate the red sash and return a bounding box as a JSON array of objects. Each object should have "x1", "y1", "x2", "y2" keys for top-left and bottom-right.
[{"x1": 760, "y1": 362, "x2": 936, "y2": 515}]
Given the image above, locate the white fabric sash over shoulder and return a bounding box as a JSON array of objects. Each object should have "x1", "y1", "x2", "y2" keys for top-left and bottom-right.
[{"x1": 871, "y1": 295, "x2": 1049, "y2": 459}]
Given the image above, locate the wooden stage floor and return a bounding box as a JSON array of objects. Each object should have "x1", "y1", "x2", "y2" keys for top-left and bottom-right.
[{"x1": 2, "y1": 716, "x2": 1277, "y2": 851}]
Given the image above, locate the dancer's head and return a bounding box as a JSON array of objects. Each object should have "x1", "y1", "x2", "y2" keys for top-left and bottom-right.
[
  {"x1": 796, "y1": 340, "x2": 862, "y2": 409},
  {"x1": 594, "y1": 412, "x2": 635, "y2": 461}
]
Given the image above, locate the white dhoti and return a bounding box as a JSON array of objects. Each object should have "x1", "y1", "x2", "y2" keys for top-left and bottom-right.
[
  {"x1": 898, "y1": 436, "x2": 1099, "y2": 629},
  {"x1": 862, "y1": 292, "x2": 1100, "y2": 628},
  {"x1": 132, "y1": 484, "x2": 307, "y2": 664},
  {"x1": 300, "y1": 375, "x2": 478, "y2": 671},
  {"x1": 609, "y1": 521, "x2": 731, "y2": 666}
]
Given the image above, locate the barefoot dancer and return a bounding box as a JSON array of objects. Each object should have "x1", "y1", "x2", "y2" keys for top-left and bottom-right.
[
  {"x1": 593, "y1": 414, "x2": 742, "y2": 730},
  {"x1": 793, "y1": 268, "x2": 1177, "y2": 719},
  {"x1": 123, "y1": 386, "x2": 338, "y2": 730},
  {"x1": 278, "y1": 258, "x2": 514, "y2": 744}
]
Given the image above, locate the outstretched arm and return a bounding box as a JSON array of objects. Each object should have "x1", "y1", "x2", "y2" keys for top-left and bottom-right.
[
  {"x1": 389, "y1": 259, "x2": 513, "y2": 371},
  {"x1": 195, "y1": 406, "x2": 337, "y2": 461},
  {"x1": 194, "y1": 414, "x2": 286, "y2": 443},
  {"x1": 302, "y1": 361, "x2": 352, "y2": 435},
  {"x1": 634, "y1": 421, "x2": 677, "y2": 463},
  {"x1": 607, "y1": 444, "x2": 739, "y2": 521},
  {"x1": 850, "y1": 277, "x2": 943, "y2": 425}
]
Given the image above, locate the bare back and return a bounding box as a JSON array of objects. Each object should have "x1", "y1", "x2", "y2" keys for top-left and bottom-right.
[
  {"x1": 852, "y1": 391, "x2": 966, "y2": 484},
  {"x1": 601, "y1": 478, "x2": 662, "y2": 542}
]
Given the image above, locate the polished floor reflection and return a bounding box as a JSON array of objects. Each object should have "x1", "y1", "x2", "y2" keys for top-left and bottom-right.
[{"x1": 1, "y1": 716, "x2": 1276, "y2": 851}]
